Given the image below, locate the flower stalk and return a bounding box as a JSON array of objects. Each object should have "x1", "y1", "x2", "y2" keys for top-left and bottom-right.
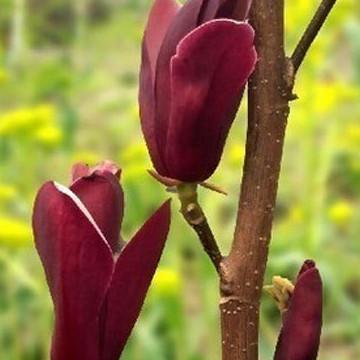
[{"x1": 177, "y1": 183, "x2": 222, "y2": 272}]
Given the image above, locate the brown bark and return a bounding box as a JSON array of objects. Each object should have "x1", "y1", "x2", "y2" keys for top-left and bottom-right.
[
  {"x1": 218, "y1": 0, "x2": 338, "y2": 359},
  {"x1": 219, "y1": 1, "x2": 291, "y2": 359}
]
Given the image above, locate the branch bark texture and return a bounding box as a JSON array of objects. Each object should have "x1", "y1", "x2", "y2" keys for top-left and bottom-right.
[
  {"x1": 218, "y1": 0, "x2": 338, "y2": 359},
  {"x1": 219, "y1": 1, "x2": 291, "y2": 359}
]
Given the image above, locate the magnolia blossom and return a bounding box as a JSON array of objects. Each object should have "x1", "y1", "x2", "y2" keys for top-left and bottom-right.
[
  {"x1": 274, "y1": 260, "x2": 323, "y2": 360},
  {"x1": 32, "y1": 161, "x2": 171, "y2": 360},
  {"x1": 139, "y1": 0, "x2": 257, "y2": 182}
]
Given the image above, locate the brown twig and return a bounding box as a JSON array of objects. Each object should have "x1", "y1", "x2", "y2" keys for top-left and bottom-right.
[
  {"x1": 291, "y1": 0, "x2": 337, "y2": 73},
  {"x1": 177, "y1": 183, "x2": 223, "y2": 273}
]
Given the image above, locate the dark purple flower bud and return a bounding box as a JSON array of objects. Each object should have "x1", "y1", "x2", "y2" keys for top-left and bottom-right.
[
  {"x1": 139, "y1": 0, "x2": 257, "y2": 182},
  {"x1": 32, "y1": 161, "x2": 171, "y2": 360},
  {"x1": 274, "y1": 260, "x2": 323, "y2": 360}
]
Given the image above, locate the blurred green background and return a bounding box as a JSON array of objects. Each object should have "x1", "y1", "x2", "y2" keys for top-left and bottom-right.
[{"x1": 0, "y1": 0, "x2": 359, "y2": 359}]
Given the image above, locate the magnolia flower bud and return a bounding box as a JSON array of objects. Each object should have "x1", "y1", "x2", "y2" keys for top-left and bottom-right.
[{"x1": 139, "y1": 0, "x2": 257, "y2": 182}]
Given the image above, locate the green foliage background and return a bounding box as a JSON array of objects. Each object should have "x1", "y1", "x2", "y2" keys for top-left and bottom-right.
[{"x1": 0, "y1": 0, "x2": 359, "y2": 359}]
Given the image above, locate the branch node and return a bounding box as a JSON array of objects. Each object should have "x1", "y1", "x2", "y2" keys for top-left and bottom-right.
[
  {"x1": 184, "y1": 203, "x2": 204, "y2": 225},
  {"x1": 283, "y1": 57, "x2": 295, "y2": 90}
]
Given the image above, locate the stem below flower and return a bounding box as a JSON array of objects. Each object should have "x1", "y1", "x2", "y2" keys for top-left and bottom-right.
[{"x1": 177, "y1": 183, "x2": 223, "y2": 272}]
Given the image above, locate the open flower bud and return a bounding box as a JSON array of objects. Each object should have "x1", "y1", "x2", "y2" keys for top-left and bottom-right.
[{"x1": 32, "y1": 161, "x2": 171, "y2": 360}]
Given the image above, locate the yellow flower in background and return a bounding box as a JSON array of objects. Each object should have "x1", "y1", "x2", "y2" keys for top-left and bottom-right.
[
  {"x1": 151, "y1": 268, "x2": 182, "y2": 297},
  {"x1": 315, "y1": 83, "x2": 337, "y2": 114},
  {"x1": 318, "y1": 83, "x2": 359, "y2": 114},
  {"x1": 120, "y1": 142, "x2": 148, "y2": 164},
  {"x1": 0, "y1": 104, "x2": 57, "y2": 137},
  {"x1": 120, "y1": 142, "x2": 151, "y2": 181},
  {"x1": 286, "y1": 0, "x2": 315, "y2": 33},
  {"x1": 121, "y1": 164, "x2": 148, "y2": 182},
  {"x1": 0, "y1": 68, "x2": 9, "y2": 84},
  {"x1": 295, "y1": 81, "x2": 358, "y2": 119},
  {"x1": 34, "y1": 125, "x2": 63, "y2": 147},
  {"x1": 0, "y1": 183, "x2": 17, "y2": 202},
  {"x1": 328, "y1": 200, "x2": 354, "y2": 226},
  {"x1": 0, "y1": 216, "x2": 32, "y2": 248}
]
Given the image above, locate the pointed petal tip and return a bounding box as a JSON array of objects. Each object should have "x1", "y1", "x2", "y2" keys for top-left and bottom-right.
[
  {"x1": 38, "y1": 181, "x2": 110, "y2": 248},
  {"x1": 148, "y1": 198, "x2": 172, "y2": 229},
  {"x1": 71, "y1": 160, "x2": 121, "y2": 185},
  {"x1": 304, "y1": 259, "x2": 316, "y2": 268},
  {"x1": 70, "y1": 167, "x2": 124, "y2": 254},
  {"x1": 297, "y1": 266, "x2": 323, "y2": 292},
  {"x1": 144, "y1": 0, "x2": 180, "y2": 77},
  {"x1": 92, "y1": 160, "x2": 121, "y2": 179},
  {"x1": 71, "y1": 162, "x2": 90, "y2": 182},
  {"x1": 100, "y1": 199, "x2": 171, "y2": 360},
  {"x1": 298, "y1": 259, "x2": 319, "y2": 279}
]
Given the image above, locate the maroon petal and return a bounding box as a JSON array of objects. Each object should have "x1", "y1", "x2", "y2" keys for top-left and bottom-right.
[
  {"x1": 144, "y1": 0, "x2": 180, "y2": 80},
  {"x1": 101, "y1": 200, "x2": 171, "y2": 360},
  {"x1": 198, "y1": 0, "x2": 221, "y2": 23},
  {"x1": 70, "y1": 172, "x2": 124, "y2": 253},
  {"x1": 298, "y1": 259, "x2": 316, "y2": 276},
  {"x1": 32, "y1": 182, "x2": 114, "y2": 360},
  {"x1": 139, "y1": 0, "x2": 179, "y2": 175},
  {"x1": 153, "y1": 0, "x2": 206, "y2": 160},
  {"x1": 274, "y1": 262, "x2": 323, "y2": 360},
  {"x1": 71, "y1": 162, "x2": 91, "y2": 182},
  {"x1": 71, "y1": 161, "x2": 121, "y2": 184},
  {"x1": 216, "y1": 0, "x2": 252, "y2": 20},
  {"x1": 153, "y1": 0, "x2": 244, "y2": 151},
  {"x1": 140, "y1": 0, "x2": 249, "y2": 178},
  {"x1": 197, "y1": 0, "x2": 251, "y2": 23},
  {"x1": 139, "y1": 42, "x2": 167, "y2": 174},
  {"x1": 92, "y1": 160, "x2": 121, "y2": 179},
  {"x1": 165, "y1": 20, "x2": 256, "y2": 181}
]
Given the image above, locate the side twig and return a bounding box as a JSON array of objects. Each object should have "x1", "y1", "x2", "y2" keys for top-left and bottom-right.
[
  {"x1": 177, "y1": 183, "x2": 223, "y2": 273},
  {"x1": 291, "y1": 0, "x2": 337, "y2": 73}
]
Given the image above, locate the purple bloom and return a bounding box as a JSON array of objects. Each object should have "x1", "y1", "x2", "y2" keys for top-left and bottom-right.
[
  {"x1": 32, "y1": 161, "x2": 171, "y2": 360},
  {"x1": 274, "y1": 260, "x2": 323, "y2": 360},
  {"x1": 139, "y1": 0, "x2": 257, "y2": 182}
]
